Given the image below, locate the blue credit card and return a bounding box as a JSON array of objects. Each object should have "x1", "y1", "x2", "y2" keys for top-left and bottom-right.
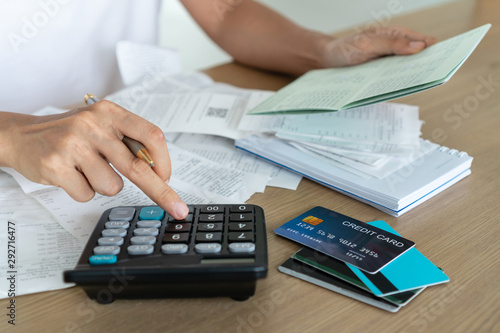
[
  {"x1": 347, "y1": 220, "x2": 449, "y2": 296},
  {"x1": 274, "y1": 207, "x2": 415, "y2": 273}
]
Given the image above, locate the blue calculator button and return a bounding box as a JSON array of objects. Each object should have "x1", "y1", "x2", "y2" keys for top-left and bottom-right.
[
  {"x1": 139, "y1": 207, "x2": 165, "y2": 220},
  {"x1": 89, "y1": 255, "x2": 117, "y2": 265}
]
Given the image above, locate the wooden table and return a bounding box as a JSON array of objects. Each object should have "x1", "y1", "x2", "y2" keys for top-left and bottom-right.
[{"x1": 6, "y1": 1, "x2": 499, "y2": 332}]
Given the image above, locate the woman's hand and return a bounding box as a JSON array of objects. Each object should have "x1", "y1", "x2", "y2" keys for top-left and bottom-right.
[
  {"x1": 0, "y1": 101, "x2": 189, "y2": 219},
  {"x1": 321, "y1": 26, "x2": 438, "y2": 68}
]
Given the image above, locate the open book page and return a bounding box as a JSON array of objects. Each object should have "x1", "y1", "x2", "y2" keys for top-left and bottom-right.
[
  {"x1": 246, "y1": 64, "x2": 377, "y2": 114},
  {"x1": 349, "y1": 23, "x2": 491, "y2": 105},
  {"x1": 248, "y1": 24, "x2": 491, "y2": 114}
]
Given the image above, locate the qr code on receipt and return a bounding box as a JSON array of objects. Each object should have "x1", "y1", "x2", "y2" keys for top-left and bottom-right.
[{"x1": 206, "y1": 107, "x2": 229, "y2": 118}]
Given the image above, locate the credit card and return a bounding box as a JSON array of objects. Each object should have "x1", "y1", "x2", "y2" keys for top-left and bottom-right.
[
  {"x1": 346, "y1": 220, "x2": 450, "y2": 296},
  {"x1": 278, "y1": 258, "x2": 401, "y2": 312},
  {"x1": 293, "y1": 247, "x2": 424, "y2": 306},
  {"x1": 274, "y1": 207, "x2": 415, "y2": 273}
]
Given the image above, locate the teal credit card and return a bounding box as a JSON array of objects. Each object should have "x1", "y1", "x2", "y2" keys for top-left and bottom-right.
[
  {"x1": 278, "y1": 258, "x2": 402, "y2": 313},
  {"x1": 346, "y1": 220, "x2": 450, "y2": 296},
  {"x1": 292, "y1": 246, "x2": 424, "y2": 306},
  {"x1": 274, "y1": 207, "x2": 415, "y2": 273}
]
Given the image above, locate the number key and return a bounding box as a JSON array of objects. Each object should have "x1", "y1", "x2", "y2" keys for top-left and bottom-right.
[
  {"x1": 168, "y1": 214, "x2": 193, "y2": 223},
  {"x1": 228, "y1": 232, "x2": 254, "y2": 242},
  {"x1": 196, "y1": 232, "x2": 222, "y2": 243},
  {"x1": 165, "y1": 223, "x2": 191, "y2": 232},
  {"x1": 229, "y1": 222, "x2": 253, "y2": 231},
  {"x1": 200, "y1": 206, "x2": 224, "y2": 213},
  {"x1": 230, "y1": 213, "x2": 253, "y2": 222},
  {"x1": 199, "y1": 214, "x2": 223, "y2": 222},
  {"x1": 230, "y1": 205, "x2": 253, "y2": 213},
  {"x1": 198, "y1": 223, "x2": 223, "y2": 232},
  {"x1": 162, "y1": 233, "x2": 190, "y2": 243}
]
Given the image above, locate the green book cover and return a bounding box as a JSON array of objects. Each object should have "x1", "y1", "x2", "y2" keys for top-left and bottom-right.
[{"x1": 249, "y1": 24, "x2": 491, "y2": 115}]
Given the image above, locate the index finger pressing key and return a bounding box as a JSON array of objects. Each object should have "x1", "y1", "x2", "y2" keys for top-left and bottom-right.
[
  {"x1": 126, "y1": 157, "x2": 189, "y2": 220},
  {"x1": 84, "y1": 99, "x2": 188, "y2": 219}
]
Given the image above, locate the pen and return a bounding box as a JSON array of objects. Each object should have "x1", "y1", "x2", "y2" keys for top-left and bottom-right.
[{"x1": 84, "y1": 94, "x2": 155, "y2": 167}]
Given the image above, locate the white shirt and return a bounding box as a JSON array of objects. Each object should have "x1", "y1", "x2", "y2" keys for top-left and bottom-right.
[{"x1": 0, "y1": 0, "x2": 160, "y2": 113}]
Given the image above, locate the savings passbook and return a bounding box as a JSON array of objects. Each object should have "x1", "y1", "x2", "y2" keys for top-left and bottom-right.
[{"x1": 274, "y1": 207, "x2": 415, "y2": 273}]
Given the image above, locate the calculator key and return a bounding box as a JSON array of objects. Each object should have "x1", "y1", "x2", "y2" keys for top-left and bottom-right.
[
  {"x1": 137, "y1": 220, "x2": 161, "y2": 228},
  {"x1": 130, "y1": 236, "x2": 156, "y2": 245},
  {"x1": 200, "y1": 205, "x2": 224, "y2": 213},
  {"x1": 229, "y1": 242, "x2": 255, "y2": 253},
  {"x1": 127, "y1": 245, "x2": 154, "y2": 255},
  {"x1": 195, "y1": 243, "x2": 222, "y2": 254},
  {"x1": 230, "y1": 213, "x2": 253, "y2": 222},
  {"x1": 196, "y1": 232, "x2": 222, "y2": 243},
  {"x1": 161, "y1": 244, "x2": 188, "y2": 254},
  {"x1": 168, "y1": 214, "x2": 193, "y2": 223},
  {"x1": 198, "y1": 223, "x2": 223, "y2": 232},
  {"x1": 165, "y1": 223, "x2": 192, "y2": 232},
  {"x1": 102, "y1": 229, "x2": 127, "y2": 237},
  {"x1": 229, "y1": 222, "x2": 254, "y2": 231},
  {"x1": 139, "y1": 207, "x2": 165, "y2": 220},
  {"x1": 97, "y1": 237, "x2": 124, "y2": 246},
  {"x1": 228, "y1": 232, "x2": 254, "y2": 242},
  {"x1": 108, "y1": 207, "x2": 135, "y2": 221},
  {"x1": 105, "y1": 221, "x2": 130, "y2": 229},
  {"x1": 199, "y1": 213, "x2": 224, "y2": 222},
  {"x1": 89, "y1": 255, "x2": 117, "y2": 265},
  {"x1": 94, "y1": 246, "x2": 120, "y2": 255},
  {"x1": 230, "y1": 205, "x2": 253, "y2": 213},
  {"x1": 134, "y1": 228, "x2": 159, "y2": 236},
  {"x1": 162, "y1": 233, "x2": 190, "y2": 243}
]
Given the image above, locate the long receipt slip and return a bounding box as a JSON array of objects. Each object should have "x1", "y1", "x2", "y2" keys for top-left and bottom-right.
[{"x1": 274, "y1": 207, "x2": 414, "y2": 273}]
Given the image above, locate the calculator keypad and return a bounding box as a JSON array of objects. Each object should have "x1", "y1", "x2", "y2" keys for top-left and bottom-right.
[{"x1": 90, "y1": 205, "x2": 259, "y2": 265}]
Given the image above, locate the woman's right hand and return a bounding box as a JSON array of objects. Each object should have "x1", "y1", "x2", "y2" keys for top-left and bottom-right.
[{"x1": 0, "y1": 101, "x2": 189, "y2": 220}]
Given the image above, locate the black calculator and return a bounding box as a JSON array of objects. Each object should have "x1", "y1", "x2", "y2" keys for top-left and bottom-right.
[{"x1": 64, "y1": 204, "x2": 268, "y2": 304}]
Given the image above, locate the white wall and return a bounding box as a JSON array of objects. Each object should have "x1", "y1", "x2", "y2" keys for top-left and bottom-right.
[{"x1": 158, "y1": 0, "x2": 456, "y2": 71}]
